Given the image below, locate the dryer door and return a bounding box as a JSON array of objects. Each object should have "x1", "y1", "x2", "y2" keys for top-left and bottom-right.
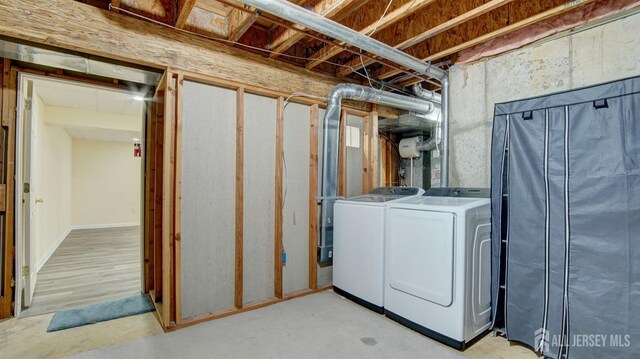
[{"x1": 387, "y1": 208, "x2": 455, "y2": 307}]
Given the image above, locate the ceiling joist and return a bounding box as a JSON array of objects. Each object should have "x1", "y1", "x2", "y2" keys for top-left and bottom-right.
[
  {"x1": 176, "y1": 0, "x2": 197, "y2": 28},
  {"x1": 228, "y1": 7, "x2": 258, "y2": 41},
  {"x1": 268, "y1": 0, "x2": 368, "y2": 57},
  {"x1": 100, "y1": 0, "x2": 620, "y2": 90},
  {"x1": 376, "y1": 0, "x2": 596, "y2": 83},
  {"x1": 305, "y1": 0, "x2": 437, "y2": 70}
]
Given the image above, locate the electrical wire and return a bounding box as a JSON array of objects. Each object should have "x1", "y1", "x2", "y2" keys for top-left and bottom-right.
[{"x1": 366, "y1": 0, "x2": 394, "y2": 36}]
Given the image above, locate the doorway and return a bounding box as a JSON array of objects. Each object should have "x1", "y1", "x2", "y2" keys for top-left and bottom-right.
[{"x1": 15, "y1": 74, "x2": 146, "y2": 317}]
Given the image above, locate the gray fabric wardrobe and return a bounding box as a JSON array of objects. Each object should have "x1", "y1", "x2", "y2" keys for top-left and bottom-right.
[{"x1": 490, "y1": 75, "x2": 640, "y2": 359}]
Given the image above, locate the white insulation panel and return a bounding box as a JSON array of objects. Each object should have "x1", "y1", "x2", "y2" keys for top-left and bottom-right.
[
  {"x1": 243, "y1": 93, "x2": 276, "y2": 304},
  {"x1": 181, "y1": 81, "x2": 236, "y2": 319},
  {"x1": 282, "y1": 102, "x2": 310, "y2": 294}
]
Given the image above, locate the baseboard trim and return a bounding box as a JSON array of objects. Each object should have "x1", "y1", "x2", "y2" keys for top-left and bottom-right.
[
  {"x1": 70, "y1": 222, "x2": 140, "y2": 230},
  {"x1": 36, "y1": 227, "x2": 72, "y2": 273}
]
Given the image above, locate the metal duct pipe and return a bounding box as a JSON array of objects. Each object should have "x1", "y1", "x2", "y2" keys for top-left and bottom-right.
[
  {"x1": 413, "y1": 83, "x2": 449, "y2": 187},
  {"x1": 240, "y1": 0, "x2": 450, "y2": 187},
  {"x1": 416, "y1": 138, "x2": 437, "y2": 152},
  {"x1": 412, "y1": 83, "x2": 442, "y2": 104},
  {"x1": 240, "y1": 0, "x2": 447, "y2": 81},
  {"x1": 317, "y1": 84, "x2": 436, "y2": 262}
]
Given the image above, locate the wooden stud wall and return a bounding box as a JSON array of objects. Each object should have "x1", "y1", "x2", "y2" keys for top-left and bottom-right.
[{"x1": 138, "y1": 69, "x2": 384, "y2": 330}]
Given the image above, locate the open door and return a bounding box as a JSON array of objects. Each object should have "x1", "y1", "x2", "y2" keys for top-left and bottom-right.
[
  {"x1": 144, "y1": 69, "x2": 177, "y2": 328},
  {"x1": 21, "y1": 78, "x2": 37, "y2": 307}
]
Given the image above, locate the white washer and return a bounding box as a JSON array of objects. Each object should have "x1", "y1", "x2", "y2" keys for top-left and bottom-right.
[
  {"x1": 333, "y1": 187, "x2": 424, "y2": 313},
  {"x1": 384, "y1": 190, "x2": 491, "y2": 350}
]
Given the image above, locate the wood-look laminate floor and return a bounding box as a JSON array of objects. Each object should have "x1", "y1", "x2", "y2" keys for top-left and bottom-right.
[{"x1": 22, "y1": 226, "x2": 142, "y2": 317}]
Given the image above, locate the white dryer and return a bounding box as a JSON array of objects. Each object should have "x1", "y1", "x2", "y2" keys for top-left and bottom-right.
[
  {"x1": 384, "y1": 188, "x2": 491, "y2": 350},
  {"x1": 333, "y1": 187, "x2": 424, "y2": 313}
]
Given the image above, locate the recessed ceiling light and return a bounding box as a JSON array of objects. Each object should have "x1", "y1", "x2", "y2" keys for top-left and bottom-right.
[{"x1": 132, "y1": 95, "x2": 144, "y2": 101}]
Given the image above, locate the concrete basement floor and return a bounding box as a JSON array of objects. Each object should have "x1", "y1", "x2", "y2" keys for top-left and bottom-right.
[{"x1": 0, "y1": 291, "x2": 537, "y2": 359}]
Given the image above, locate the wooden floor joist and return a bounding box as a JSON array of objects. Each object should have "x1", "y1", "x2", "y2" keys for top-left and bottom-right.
[
  {"x1": 268, "y1": 0, "x2": 368, "y2": 57},
  {"x1": 306, "y1": 0, "x2": 438, "y2": 70}
]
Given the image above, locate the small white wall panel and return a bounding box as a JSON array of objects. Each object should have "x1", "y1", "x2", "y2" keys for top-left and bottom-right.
[
  {"x1": 243, "y1": 93, "x2": 276, "y2": 304},
  {"x1": 346, "y1": 114, "x2": 363, "y2": 197},
  {"x1": 283, "y1": 102, "x2": 310, "y2": 294},
  {"x1": 181, "y1": 81, "x2": 236, "y2": 319}
]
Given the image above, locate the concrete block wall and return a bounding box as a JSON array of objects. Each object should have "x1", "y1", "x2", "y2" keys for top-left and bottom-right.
[{"x1": 449, "y1": 12, "x2": 640, "y2": 187}]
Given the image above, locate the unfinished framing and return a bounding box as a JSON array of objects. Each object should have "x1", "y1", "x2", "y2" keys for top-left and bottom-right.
[{"x1": 146, "y1": 69, "x2": 384, "y2": 330}]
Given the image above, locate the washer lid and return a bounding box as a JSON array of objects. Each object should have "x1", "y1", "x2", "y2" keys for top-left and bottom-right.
[
  {"x1": 340, "y1": 187, "x2": 425, "y2": 203},
  {"x1": 388, "y1": 195, "x2": 490, "y2": 210}
]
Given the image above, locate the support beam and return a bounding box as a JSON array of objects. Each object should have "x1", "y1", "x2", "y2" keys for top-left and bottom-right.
[
  {"x1": 228, "y1": 7, "x2": 258, "y2": 42},
  {"x1": 375, "y1": 0, "x2": 595, "y2": 81},
  {"x1": 176, "y1": 0, "x2": 197, "y2": 28},
  {"x1": 306, "y1": 0, "x2": 437, "y2": 69},
  {"x1": 268, "y1": 0, "x2": 367, "y2": 57},
  {"x1": 0, "y1": 0, "x2": 344, "y2": 98},
  {"x1": 336, "y1": 0, "x2": 514, "y2": 77}
]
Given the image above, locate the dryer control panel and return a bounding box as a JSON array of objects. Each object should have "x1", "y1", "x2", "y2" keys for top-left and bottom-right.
[{"x1": 423, "y1": 187, "x2": 489, "y2": 198}]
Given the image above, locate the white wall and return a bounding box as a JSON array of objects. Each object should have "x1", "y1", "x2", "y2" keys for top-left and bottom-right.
[
  {"x1": 32, "y1": 93, "x2": 73, "y2": 269},
  {"x1": 71, "y1": 139, "x2": 142, "y2": 227},
  {"x1": 448, "y1": 12, "x2": 640, "y2": 187}
]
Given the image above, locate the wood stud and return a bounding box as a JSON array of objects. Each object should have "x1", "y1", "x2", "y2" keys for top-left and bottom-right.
[
  {"x1": 274, "y1": 96, "x2": 284, "y2": 299},
  {"x1": 161, "y1": 70, "x2": 176, "y2": 326},
  {"x1": 174, "y1": 73, "x2": 184, "y2": 324},
  {"x1": 0, "y1": 59, "x2": 15, "y2": 319},
  {"x1": 338, "y1": 110, "x2": 347, "y2": 197},
  {"x1": 308, "y1": 104, "x2": 319, "y2": 291},
  {"x1": 235, "y1": 87, "x2": 245, "y2": 308}
]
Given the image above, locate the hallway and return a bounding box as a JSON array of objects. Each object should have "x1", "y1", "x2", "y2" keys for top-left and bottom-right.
[{"x1": 23, "y1": 226, "x2": 141, "y2": 317}]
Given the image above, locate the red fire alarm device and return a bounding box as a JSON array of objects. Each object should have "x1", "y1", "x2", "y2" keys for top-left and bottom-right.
[{"x1": 134, "y1": 143, "x2": 142, "y2": 157}]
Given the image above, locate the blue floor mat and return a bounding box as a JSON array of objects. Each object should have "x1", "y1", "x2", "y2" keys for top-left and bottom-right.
[{"x1": 47, "y1": 294, "x2": 155, "y2": 332}]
